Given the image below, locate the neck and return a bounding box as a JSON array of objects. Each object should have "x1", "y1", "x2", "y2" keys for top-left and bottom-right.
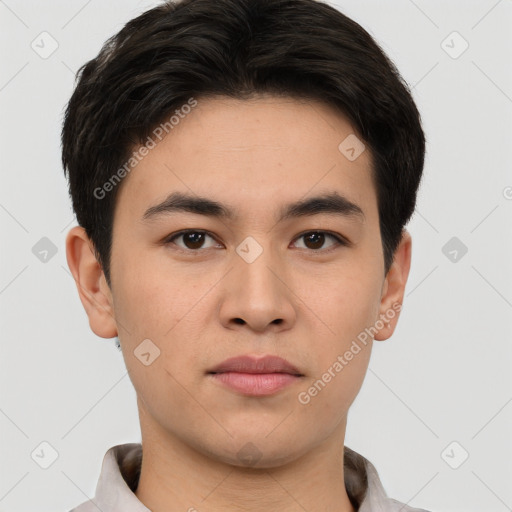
[{"x1": 134, "y1": 408, "x2": 357, "y2": 512}]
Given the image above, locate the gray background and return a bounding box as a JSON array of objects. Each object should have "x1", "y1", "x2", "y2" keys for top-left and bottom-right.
[{"x1": 1, "y1": 0, "x2": 511, "y2": 511}]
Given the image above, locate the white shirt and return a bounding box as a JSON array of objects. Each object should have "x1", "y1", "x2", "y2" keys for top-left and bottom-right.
[{"x1": 69, "y1": 443, "x2": 431, "y2": 512}]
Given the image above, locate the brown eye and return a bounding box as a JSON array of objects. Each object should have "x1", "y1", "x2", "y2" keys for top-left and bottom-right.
[
  {"x1": 293, "y1": 231, "x2": 346, "y2": 251},
  {"x1": 303, "y1": 232, "x2": 326, "y2": 250},
  {"x1": 181, "y1": 232, "x2": 206, "y2": 249},
  {"x1": 165, "y1": 230, "x2": 219, "y2": 251}
]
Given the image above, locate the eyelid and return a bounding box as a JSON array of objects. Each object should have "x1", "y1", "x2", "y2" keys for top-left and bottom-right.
[
  {"x1": 292, "y1": 229, "x2": 351, "y2": 247},
  {"x1": 163, "y1": 229, "x2": 350, "y2": 251},
  {"x1": 164, "y1": 229, "x2": 220, "y2": 250}
]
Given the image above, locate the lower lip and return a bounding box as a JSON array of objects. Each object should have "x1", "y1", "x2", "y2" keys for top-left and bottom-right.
[{"x1": 209, "y1": 372, "x2": 301, "y2": 396}]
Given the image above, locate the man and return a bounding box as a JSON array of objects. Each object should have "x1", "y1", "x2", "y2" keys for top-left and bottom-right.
[{"x1": 62, "y1": 0, "x2": 430, "y2": 510}]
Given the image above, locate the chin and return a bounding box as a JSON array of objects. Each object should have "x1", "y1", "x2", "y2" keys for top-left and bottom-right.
[{"x1": 199, "y1": 433, "x2": 313, "y2": 469}]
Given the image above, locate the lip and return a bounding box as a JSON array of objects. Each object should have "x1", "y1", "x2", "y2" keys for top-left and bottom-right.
[{"x1": 207, "y1": 355, "x2": 304, "y2": 396}]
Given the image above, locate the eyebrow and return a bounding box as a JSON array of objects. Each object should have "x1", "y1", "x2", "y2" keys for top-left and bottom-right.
[{"x1": 142, "y1": 191, "x2": 365, "y2": 224}]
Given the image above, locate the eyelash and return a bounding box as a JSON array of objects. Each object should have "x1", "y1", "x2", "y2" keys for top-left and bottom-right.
[{"x1": 163, "y1": 229, "x2": 349, "y2": 254}]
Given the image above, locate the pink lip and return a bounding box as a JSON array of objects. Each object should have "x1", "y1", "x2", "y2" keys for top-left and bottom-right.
[{"x1": 207, "y1": 355, "x2": 303, "y2": 396}]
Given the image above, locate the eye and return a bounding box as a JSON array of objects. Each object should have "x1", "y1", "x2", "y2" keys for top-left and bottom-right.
[
  {"x1": 292, "y1": 231, "x2": 347, "y2": 252},
  {"x1": 163, "y1": 229, "x2": 349, "y2": 253},
  {"x1": 164, "y1": 230, "x2": 220, "y2": 251}
]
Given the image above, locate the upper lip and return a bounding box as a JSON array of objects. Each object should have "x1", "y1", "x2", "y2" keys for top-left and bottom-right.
[{"x1": 208, "y1": 355, "x2": 303, "y2": 376}]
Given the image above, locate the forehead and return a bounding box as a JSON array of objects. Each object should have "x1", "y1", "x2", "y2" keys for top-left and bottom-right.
[{"x1": 114, "y1": 95, "x2": 377, "y2": 224}]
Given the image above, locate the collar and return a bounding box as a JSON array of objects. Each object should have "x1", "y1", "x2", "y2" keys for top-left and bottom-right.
[{"x1": 71, "y1": 443, "x2": 430, "y2": 512}]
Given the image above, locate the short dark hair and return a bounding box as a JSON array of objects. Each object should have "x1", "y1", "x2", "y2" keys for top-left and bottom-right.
[{"x1": 61, "y1": 0, "x2": 425, "y2": 287}]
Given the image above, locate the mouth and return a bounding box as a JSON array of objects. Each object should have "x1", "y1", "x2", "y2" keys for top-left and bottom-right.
[{"x1": 207, "y1": 354, "x2": 304, "y2": 396}]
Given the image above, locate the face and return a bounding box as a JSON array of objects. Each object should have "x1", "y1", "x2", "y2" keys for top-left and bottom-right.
[{"x1": 67, "y1": 95, "x2": 411, "y2": 468}]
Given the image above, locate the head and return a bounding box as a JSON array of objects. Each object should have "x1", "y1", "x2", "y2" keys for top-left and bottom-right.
[{"x1": 63, "y1": 0, "x2": 424, "y2": 468}]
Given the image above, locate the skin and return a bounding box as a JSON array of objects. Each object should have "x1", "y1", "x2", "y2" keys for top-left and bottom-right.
[{"x1": 66, "y1": 95, "x2": 412, "y2": 512}]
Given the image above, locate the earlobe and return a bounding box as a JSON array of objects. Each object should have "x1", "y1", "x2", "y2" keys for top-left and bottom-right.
[
  {"x1": 374, "y1": 229, "x2": 412, "y2": 342},
  {"x1": 65, "y1": 226, "x2": 118, "y2": 339}
]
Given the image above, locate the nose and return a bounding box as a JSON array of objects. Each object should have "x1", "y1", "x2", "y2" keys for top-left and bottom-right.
[{"x1": 218, "y1": 243, "x2": 296, "y2": 333}]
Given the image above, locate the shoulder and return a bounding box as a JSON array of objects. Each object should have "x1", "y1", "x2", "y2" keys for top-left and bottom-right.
[
  {"x1": 386, "y1": 499, "x2": 433, "y2": 512},
  {"x1": 67, "y1": 443, "x2": 144, "y2": 512},
  {"x1": 69, "y1": 500, "x2": 99, "y2": 512},
  {"x1": 345, "y1": 447, "x2": 433, "y2": 512}
]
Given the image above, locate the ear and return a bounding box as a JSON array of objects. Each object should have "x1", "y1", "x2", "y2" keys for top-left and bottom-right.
[
  {"x1": 374, "y1": 229, "x2": 412, "y2": 342},
  {"x1": 65, "y1": 226, "x2": 118, "y2": 339}
]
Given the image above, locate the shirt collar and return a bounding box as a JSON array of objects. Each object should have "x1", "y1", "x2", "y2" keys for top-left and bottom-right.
[{"x1": 71, "y1": 443, "x2": 427, "y2": 512}]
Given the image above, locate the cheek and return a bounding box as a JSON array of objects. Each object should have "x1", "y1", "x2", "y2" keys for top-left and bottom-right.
[
  {"x1": 112, "y1": 246, "x2": 191, "y2": 337},
  {"x1": 294, "y1": 265, "x2": 381, "y2": 405},
  {"x1": 306, "y1": 266, "x2": 382, "y2": 343},
  {"x1": 293, "y1": 341, "x2": 371, "y2": 448},
  {"x1": 112, "y1": 256, "x2": 210, "y2": 384}
]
